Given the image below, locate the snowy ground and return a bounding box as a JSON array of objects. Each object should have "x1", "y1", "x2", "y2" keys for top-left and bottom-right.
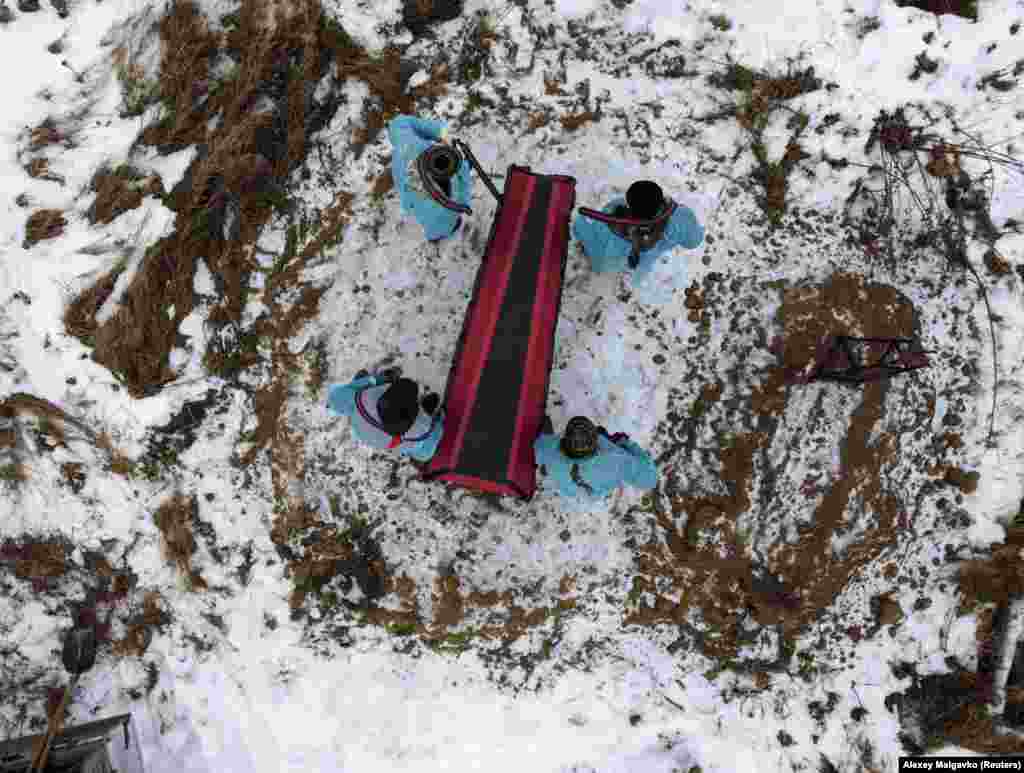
[{"x1": 2, "y1": 0, "x2": 1024, "y2": 770}]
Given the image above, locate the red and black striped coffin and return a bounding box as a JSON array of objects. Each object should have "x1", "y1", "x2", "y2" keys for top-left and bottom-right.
[{"x1": 423, "y1": 165, "x2": 577, "y2": 499}]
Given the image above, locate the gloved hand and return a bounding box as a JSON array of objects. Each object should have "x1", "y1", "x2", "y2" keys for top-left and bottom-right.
[
  {"x1": 354, "y1": 369, "x2": 370, "y2": 380},
  {"x1": 421, "y1": 393, "x2": 440, "y2": 415},
  {"x1": 377, "y1": 366, "x2": 402, "y2": 383},
  {"x1": 611, "y1": 432, "x2": 629, "y2": 444}
]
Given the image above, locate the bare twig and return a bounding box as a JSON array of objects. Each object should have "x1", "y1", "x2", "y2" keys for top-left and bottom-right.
[{"x1": 947, "y1": 199, "x2": 998, "y2": 447}]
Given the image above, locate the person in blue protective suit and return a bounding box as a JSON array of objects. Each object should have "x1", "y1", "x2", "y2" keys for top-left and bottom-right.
[
  {"x1": 572, "y1": 180, "x2": 704, "y2": 282},
  {"x1": 387, "y1": 115, "x2": 474, "y2": 243},
  {"x1": 534, "y1": 415, "x2": 657, "y2": 500},
  {"x1": 327, "y1": 369, "x2": 444, "y2": 462}
]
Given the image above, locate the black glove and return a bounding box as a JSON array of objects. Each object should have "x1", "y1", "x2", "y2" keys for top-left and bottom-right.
[
  {"x1": 355, "y1": 369, "x2": 370, "y2": 380},
  {"x1": 377, "y1": 366, "x2": 401, "y2": 383},
  {"x1": 611, "y1": 432, "x2": 629, "y2": 444},
  {"x1": 541, "y1": 414, "x2": 554, "y2": 435},
  {"x1": 627, "y1": 251, "x2": 640, "y2": 270},
  {"x1": 421, "y1": 393, "x2": 440, "y2": 415}
]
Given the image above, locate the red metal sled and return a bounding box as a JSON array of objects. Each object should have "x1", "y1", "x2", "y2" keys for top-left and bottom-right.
[{"x1": 423, "y1": 165, "x2": 577, "y2": 499}]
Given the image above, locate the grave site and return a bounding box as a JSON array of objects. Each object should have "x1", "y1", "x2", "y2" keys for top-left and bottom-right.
[{"x1": 1, "y1": 0, "x2": 1024, "y2": 770}]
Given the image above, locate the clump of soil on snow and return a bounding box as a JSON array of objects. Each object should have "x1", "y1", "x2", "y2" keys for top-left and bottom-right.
[
  {"x1": 112, "y1": 591, "x2": 171, "y2": 657},
  {"x1": 152, "y1": 493, "x2": 207, "y2": 591}
]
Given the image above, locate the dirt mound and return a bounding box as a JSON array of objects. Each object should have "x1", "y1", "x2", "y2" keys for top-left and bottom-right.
[{"x1": 629, "y1": 273, "x2": 924, "y2": 661}]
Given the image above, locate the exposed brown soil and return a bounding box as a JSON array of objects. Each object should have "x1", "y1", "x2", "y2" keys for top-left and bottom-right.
[
  {"x1": 627, "y1": 273, "x2": 924, "y2": 658},
  {"x1": 24, "y1": 209, "x2": 67, "y2": 247},
  {"x1": 152, "y1": 493, "x2": 207, "y2": 591}
]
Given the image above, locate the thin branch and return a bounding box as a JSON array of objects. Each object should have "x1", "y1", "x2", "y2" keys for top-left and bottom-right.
[{"x1": 949, "y1": 203, "x2": 998, "y2": 447}]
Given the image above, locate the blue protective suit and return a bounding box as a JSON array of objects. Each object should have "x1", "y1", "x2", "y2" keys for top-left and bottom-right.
[
  {"x1": 534, "y1": 432, "x2": 658, "y2": 500},
  {"x1": 571, "y1": 196, "x2": 705, "y2": 281},
  {"x1": 326, "y1": 374, "x2": 444, "y2": 462},
  {"x1": 387, "y1": 115, "x2": 473, "y2": 242}
]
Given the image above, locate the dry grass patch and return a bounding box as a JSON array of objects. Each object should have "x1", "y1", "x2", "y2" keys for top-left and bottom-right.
[
  {"x1": 96, "y1": 430, "x2": 134, "y2": 476},
  {"x1": 71, "y1": 0, "x2": 441, "y2": 397},
  {"x1": 25, "y1": 157, "x2": 65, "y2": 184},
  {"x1": 559, "y1": 110, "x2": 599, "y2": 132},
  {"x1": 63, "y1": 269, "x2": 122, "y2": 343},
  {"x1": 152, "y1": 493, "x2": 207, "y2": 591},
  {"x1": 88, "y1": 165, "x2": 164, "y2": 225},
  {"x1": 526, "y1": 112, "x2": 551, "y2": 133},
  {"x1": 28, "y1": 118, "x2": 66, "y2": 151},
  {"x1": 707, "y1": 61, "x2": 820, "y2": 225},
  {"x1": 24, "y1": 209, "x2": 67, "y2": 247},
  {"x1": 2, "y1": 538, "x2": 70, "y2": 583},
  {"x1": 408, "y1": 63, "x2": 450, "y2": 101},
  {"x1": 543, "y1": 75, "x2": 567, "y2": 96}
]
